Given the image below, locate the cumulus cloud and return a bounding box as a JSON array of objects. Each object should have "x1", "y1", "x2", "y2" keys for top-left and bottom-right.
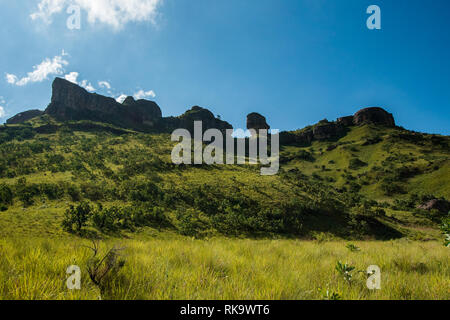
[
  {"x1": 6, "y1": 74, "x2": 18, "y2": 84},
  {"x1": 115, "y1": 89, "x2": 156, "y2": 103},
  {"x1": 80, "y1": 79, "x2": 95, "y2": 92},
  {"x1": 134, "y1": 89, "x2": 156, "y2": 100},
  {"x1": 115, "y1": 94, "x2": 128, "y2": 103},
  {"x1": 98, "y1": 81, "x2": 111, "y2": 89},
  {"x1": 30, "y1": 0, "x2": 66, "y2": 23},
  {"x1": 6, "y1": 52, "x2": 68, "y2": 86},
  {"x1": 63, "y1": 72, "x2": 96, "y2": 92},
  {"x1": 31, "y1": 0, "x2": 163, "y2": 29},
  {"x1": 64, "y1": 71, "x2": 79, "y2": 84}
]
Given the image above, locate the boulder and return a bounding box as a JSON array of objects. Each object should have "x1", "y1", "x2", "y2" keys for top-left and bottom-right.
[
  {"x1": 6, "y1": 109, "x2": 43, "y2": 124},
  {"x1": 247, "y1": 112, "x2": 270, "y2": 131},
  {"x1": 353, "y1": 107, "x2": 395, "y2": 127}
]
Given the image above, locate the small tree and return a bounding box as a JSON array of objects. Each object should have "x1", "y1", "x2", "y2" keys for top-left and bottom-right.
[{"x1": 62, "y1": 201, "x2": 93, "y2": 233}]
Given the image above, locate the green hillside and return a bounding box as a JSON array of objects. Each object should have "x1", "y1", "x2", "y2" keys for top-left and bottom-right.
[
  {"x1": 0, "y1": 113, "x2": 449, "y2": 300},
  {"x1": 0, "y1": 117, "x2": 448, "y2": 242}
]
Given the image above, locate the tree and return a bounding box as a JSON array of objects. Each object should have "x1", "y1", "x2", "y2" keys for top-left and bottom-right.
[{"x1": 62, "y1": 201, "x2": 93, "y2": 233}]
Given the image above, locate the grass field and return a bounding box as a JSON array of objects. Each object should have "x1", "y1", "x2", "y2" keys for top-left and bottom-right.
[{"x1": 0, "y1": 237, "x2": 448, "y2": 300}]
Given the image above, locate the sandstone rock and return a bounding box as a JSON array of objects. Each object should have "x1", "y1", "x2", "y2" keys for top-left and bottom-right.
[
  {"x1": 417, "y1": 199, "x2": 450, "y2": 213},
  {"x1": 247, "y1": 112, "x2": 270, "y2": 131},
  {"x1": 312, "y1": 121, "x2": 346, "y2": 141},
  {"x1": 172, "y1": 106, "x2": 233, "y2": 134},
  {"x1": 6, "y1": 109, "x2": 43, "y2": 124},
  {"x1": 44, "y1": 78, "x2": 232, "y2": 134},
  {"x1": 45, "y1": 78, "x2": 162, "y2": 131},
  {"x1": 353, "y1": 107, "x2": 395, "y2": 127},
  {"x1": 337, "y1": 116, "x2": 354, "y2": 126}
]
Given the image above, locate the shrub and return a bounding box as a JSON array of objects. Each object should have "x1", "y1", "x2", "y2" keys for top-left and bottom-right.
[
  {"x1": 349, "y1": 158, "x2": 367, "y2": 170},
  {"x1": 176, "y1": 208, "x2": 208, "y2": 237},
  {"x1": 62, "y1": 201, "x2": 93, "y2": 233},
  {"x1": 0, "y1": 184, "x2": 13, "y2": 207}
]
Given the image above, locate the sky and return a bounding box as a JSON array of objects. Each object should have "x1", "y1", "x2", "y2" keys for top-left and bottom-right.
[{"x1": 0, "y1": 0, "x2": 449, "y2": 134}]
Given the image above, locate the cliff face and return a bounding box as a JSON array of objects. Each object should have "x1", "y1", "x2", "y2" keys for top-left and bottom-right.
[
  {"x1": 45, "y1": 78, "x2": 163, "y2": 131},
  {"x1": 8, "y1": 78, "x2": 397, "y2": 139},
  {"x1": 43, "y1": 78, "x2": 231, "y2": 133},
  {"x1": 280, "y1": 107, "x2": 396, "y2": 145},
  {"x1": 247, "y1": 113, "x2": 270, "y2": 131},
  {"x1": 162, "y1": 106, "x2": 232, "y2": 134},
  {"x1": 353, "y1": 107, "x2": 395, "y2": 127}
]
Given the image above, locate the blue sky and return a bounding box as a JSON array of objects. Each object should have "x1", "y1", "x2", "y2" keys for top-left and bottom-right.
[{"x1": 0, "y1": 0, "x2": 449, "y2": 134}]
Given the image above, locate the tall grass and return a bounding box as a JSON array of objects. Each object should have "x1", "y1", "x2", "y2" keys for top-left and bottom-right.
[{"x1": 0, "y1": 238, "x2": 448, "y2": 300}]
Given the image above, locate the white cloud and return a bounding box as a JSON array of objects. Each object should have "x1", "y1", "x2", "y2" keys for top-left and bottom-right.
[
  {"x1": 115, "y1": 89, "x2": 156, "y2": 103},
  {"x1": 98, "y1": 81, "x2": 111, "y2": 89},
  {"x1": 80, "y1": 79, "x2": 95, "y2": 92},
  {"x1": 6, "y1": 74, "x2": 18, "y2": 84},
  {"x1": 64, "y1": 72, "x2": 96, "y2": 92},
  {"x1": 30, "y1": 0, "x2": 66, "y2": 23},
  {"x1": 116, "y1": 94, "x2": 127, "y2": 103},
  {"x1": 134, "y1": 89, "x2": 156, "y2": 100},
  {"x1": 0, "y1": 106, "x2": 5, "y2": 118},
  {"x1": 64, "y1": 71, "x2": 79, "y2": 84},
  {"x1": 31, "y1": 0, "x2": 163, "y2": 29},
  {"x1": 6, "y1": 52, "x2": 68, "y2": 86},
  {"x1": 0, "y1": 96, "x2": 5, "y2": 105}
]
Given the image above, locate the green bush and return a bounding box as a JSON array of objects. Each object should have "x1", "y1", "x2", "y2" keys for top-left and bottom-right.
[
  {"x1": 62, "y1": 201, "x2": 93, "y2": 233},
  {"x1": 348, "y1": 158, "x2": 367, "y2": 170}
]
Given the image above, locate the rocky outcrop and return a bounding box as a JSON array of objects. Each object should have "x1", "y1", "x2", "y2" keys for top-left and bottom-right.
[
  {"x1": 312, "y1": 121, "x2": 346, "y2": 141},
  {"x1": 417, "y1": 199, "x2": 450, "y2": 213},
  {"x1": 353, "y1": 107, "x2": 395, "y2": 127},
  {"x1": 6, "y1": 109, "x2": 43, "y2": 124},
  {"x1": 162, "y1": 106, "x2": 232, "y2": 134},
  {"x1": 247, "y1": 112, "x2": 270, "y2": 131},
  {"x1": 45, "y1": 78, "x2": 163, "y2": 131},
  {"x1": 337, "y1": 116, "x2": 354, "y2": 126},
  {"x1": 280, "y1": 107, "x2": 396, "y2": 145},
  {"x1": 42, "y1": 78, "x2": 231, "y2": 134}
]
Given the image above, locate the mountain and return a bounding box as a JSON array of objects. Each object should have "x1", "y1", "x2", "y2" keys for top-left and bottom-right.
[
  {"x1": 0, "y1": 77, "x2": 449, "y2": 242},
  {"x1": 41, "y1": 77, "x2": 232, "y2": 133}
]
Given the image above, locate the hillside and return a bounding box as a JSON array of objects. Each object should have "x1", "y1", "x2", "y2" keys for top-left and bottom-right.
[{"x1": 0, "y1": 79, "x2": 449, "y2": 242}]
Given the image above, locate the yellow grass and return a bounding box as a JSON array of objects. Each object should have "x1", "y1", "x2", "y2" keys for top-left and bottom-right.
[{"x1": 0, "y1": 238, "x2": 448, "y2": 300}]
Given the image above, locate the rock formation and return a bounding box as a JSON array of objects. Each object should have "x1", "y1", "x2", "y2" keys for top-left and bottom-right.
[
  {"x1": 34, "y1": 77, "x2": 231, "y2": 134},
  {"x1": 247, "y1": 112, "x2": 270, "y2": 131},
  {"x1": 337, "y1": 116, "x2": 354, "y2": 126},
  {"x1": 163, "y1": 106, "x2": 232, "y2": 134},
  {"x1": 6, "y1": 78, "x2": 397, "y2": 142},
  {"x1": 45, "y1": 78, "x2": 163, "y2": 131},
  {"x1": 279, "y1": 107, "x2": 396, "y2": 145},
  {"x1": 353, "y1": 107, "x2": 395, "y2": 127},
  {"x1": 6, "y1": 110, "x2": 43, "y2": 124}
]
